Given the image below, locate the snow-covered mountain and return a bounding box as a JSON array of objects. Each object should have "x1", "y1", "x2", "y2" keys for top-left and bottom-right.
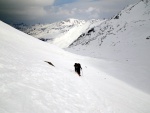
[
  {"x1": 13, "y1": 23, "x2": 29, "y2": 31},
  {"x1": 67, "y1": 0, "x2": 150, "y2": 63},
  {"x1": 13, "y1": 18, "x2": 104, "y2": 48},
  {"x1": 13, "y1": 18, "x2": 85, "y2": 42},
  {"x1": 1, "y1": 20, "x2": 150, "y2": 113}
]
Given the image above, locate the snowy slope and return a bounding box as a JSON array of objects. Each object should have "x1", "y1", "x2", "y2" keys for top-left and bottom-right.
[{"x1": 1, "y1": 21, "x2": 150, "y2": 113}]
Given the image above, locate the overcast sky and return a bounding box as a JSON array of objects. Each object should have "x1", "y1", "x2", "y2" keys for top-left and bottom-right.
[{"x1": 0, "y1": 0, "x2": 140, "y2": 24}]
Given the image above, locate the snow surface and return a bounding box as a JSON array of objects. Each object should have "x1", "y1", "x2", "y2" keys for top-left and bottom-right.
[{"x1": 1, "y1": 20, "x2": 150, "y2": 113}]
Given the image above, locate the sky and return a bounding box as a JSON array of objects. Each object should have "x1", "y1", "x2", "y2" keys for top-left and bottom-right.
[{"x1": 0, "y1": 0, "x2": 140, "y2": 24}]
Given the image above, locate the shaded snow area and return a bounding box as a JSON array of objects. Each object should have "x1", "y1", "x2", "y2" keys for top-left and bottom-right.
[{"x1": 1, "y1": 21, "x2": 150, "y2": 113}]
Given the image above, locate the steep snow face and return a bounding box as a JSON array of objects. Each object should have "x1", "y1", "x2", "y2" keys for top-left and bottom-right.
[
  {"x1": 67, "y1": 0, "x2": 150, "y2": 64},
  {"x1": 1, "y1": 21, "x2": 150, "y2": 113}
]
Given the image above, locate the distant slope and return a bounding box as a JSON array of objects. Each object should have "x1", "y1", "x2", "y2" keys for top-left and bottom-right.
[
  {"x1": 67, "y1": 0, "x2": 150, "y2": 65},
  {"x1": 13, "y1": 18, "x2": 104, "y2": 48},
  {"x1": 13, "y1": 18, "x2": 85, "y2": 42},
  {"x1": 52, "y1": 19, "x2": 105, "y2": 48},
  {"x1": 1, "y1": 21, "x2": 150, "y2": 113}
]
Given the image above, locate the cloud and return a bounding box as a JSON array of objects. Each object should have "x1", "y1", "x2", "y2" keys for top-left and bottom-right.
[
  {"x1": 54, "y1": 0, "x2": 77, "y2": 5},
  {"x1": 45, "y1": 0, "x2": 121, "y2": 21},
  {"x1": 86, "y1": 7, "x2": 95, "y2": 12},
  {"x1": 46, "y1": 0, "x2": 141, "y2": 22},
  {"x1": 0, "y1": 0, "x2": 55, "y2": 23},
  {"x1": 0, "y1": 0, "x2": 140, "y2": 24}
]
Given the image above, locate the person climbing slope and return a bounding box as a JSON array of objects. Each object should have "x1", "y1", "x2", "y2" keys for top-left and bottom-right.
[{"x1": 74, "y1": 63, "x2": 82, "y2": 76}]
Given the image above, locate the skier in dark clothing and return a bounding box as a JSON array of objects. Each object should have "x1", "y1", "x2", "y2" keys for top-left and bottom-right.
[{"x1": 74, "y1": 63, "x2": 82, "y2": 76}]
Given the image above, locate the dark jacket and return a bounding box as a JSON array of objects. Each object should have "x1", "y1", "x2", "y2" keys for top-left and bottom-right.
[{"x1": 74, "y1": 63, "x2": 82, "y2": 76}]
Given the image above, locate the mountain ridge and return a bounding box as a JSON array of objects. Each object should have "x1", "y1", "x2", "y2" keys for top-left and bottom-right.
[{"x1": 67, "y1": 0, "x2": 150, "y2": 63}]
